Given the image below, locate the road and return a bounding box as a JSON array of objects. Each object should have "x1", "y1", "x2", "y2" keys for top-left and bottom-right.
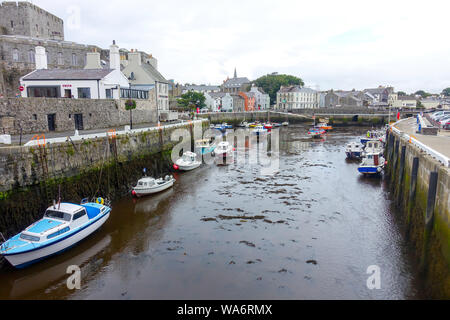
[{"x1": 394, "y1": 117, "x2": 450, "y2": 158}]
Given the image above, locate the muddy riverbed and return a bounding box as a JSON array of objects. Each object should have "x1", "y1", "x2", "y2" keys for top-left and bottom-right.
[{"x1": 0, "y1": 125, "x2": 423, "y2": 299}]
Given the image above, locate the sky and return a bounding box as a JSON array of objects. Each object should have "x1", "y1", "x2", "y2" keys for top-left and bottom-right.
[{"x1": 31, "y1": 0, "x2": 450, "y2": 93}]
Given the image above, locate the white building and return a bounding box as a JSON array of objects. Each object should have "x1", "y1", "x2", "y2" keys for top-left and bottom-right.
[
  {"x1": 20, "y1": 44, "x2": 130, "y2": 99},
  {"x1": 276, "y1": 86, "x2": 319, "y2": 109},
  {"x1": 204, "y1": 92, "x2": 233, "y2": 112},
  {"x1": 249, "y1": 85, "x2": 270, "y2": 110},
  {"x1": 121, "y1": 48, "x2": 170, "y2": 116},
  {"x1": 392, "y1": 96, "x2": 417, "y2": 109},
  {"x1": 182, "y1": 85, "x2": 220, "y2": 94}
]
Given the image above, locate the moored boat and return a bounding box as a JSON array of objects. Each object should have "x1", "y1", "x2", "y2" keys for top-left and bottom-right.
[
  {"x1": 282, "y1": 122, "x2": 289, "y2": 126},
  {"x1": 195, "y1": 138, "x2": 216, "y2": 155},
  {"x1": 358, "y1": 153, "x2": 386, "y2": 175},
  {"x1": 174, "y1": 151, "x2": 202, "y2": 171},
  {"x1": 345, "y1": 142, "x2": 364, "y2": 159},
  {"x1": 317, "y1": 122, "x2": 333, "y2": 131},
  {"x1": 253, "y1": 125, "x2": 268, "y2": 136},
  {"x1": 214, "y1": 141, "x2": 234, "y2": 165},
  {"x1": 132, "y1": 175, "x2": 175, "y2": 197},
  {"x1": 308, "y1": 127, "x2": 326, "y2": 138},
  {"x1": 0, "y1": 199, "x2": 111, "y2": 268}
]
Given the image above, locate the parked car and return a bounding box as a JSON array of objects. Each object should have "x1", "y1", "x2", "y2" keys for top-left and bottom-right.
[
  {"x1": 436, "y1": 115, "x2": 450, "y2": 123},
  {"x1": 432, "y1": 111, "x2": 450, "y2": 120},
  {"x1": 438, "y1": 116, "x2": 450, "y2": 125}
]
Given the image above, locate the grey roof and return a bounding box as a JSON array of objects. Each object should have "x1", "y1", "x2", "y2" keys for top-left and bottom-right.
[
  {"x1": 23, "y1": 68, "x2": 114, "y2": 80},
  {"x1": 141, "y1": 62, "x2": 167, "y2": 83},
  {"x1": 185, "y1": 85, "x2": 220, "y2": 91},
  {"x1": 364, "y1": 88, "x2": 387, "y2": 95},
  {"x1": 223, "y1": 77, "x2": 250, "y2": 88},
  {"x1": 279, "y1": 86, "x2": 316, "y2": 93},
  {"x1": 398, "y1": 95, "x2": 417, "y2": 101},
  {"x1": 208, "y1": 92, "x2": 227, "y2": 98}
]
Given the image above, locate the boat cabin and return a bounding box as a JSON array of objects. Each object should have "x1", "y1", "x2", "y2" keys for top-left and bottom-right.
[{"x1": 182, "y1": 151, "x2": 197, "y2": 162}]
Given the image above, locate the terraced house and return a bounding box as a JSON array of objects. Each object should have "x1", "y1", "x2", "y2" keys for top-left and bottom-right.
[{"x1": 276, "y1": 86, "x2": 319, "y2": 110}]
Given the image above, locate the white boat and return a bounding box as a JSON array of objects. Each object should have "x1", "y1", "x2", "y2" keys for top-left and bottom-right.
[
  {"x1": 282, "y1": 122, "x2": 289, "y2": 126},
  {"x1": 345, "y1": 142, "x2": 364, "y2": 159},
  {"x1": 362, "y1": 139, "x2": 384, "y2": 157},
  {"x1": 174, "y1": 151, "x2": 202, "y2": 171},
  {"x1": 0, "y1": 199, "x2": 111, "y2": 269},
  {"x1": 358, "y1": 153, "x2": 386, "y2": 175},
  {"x1": 253, "y1": 125, "x2": 268, "y2": 135},
  {"x1": 132, "y1": 175, "x2": 175, "y2": 197},
  {"x1": 214, "y1": 141, "x2": 234, "y2": 165}
]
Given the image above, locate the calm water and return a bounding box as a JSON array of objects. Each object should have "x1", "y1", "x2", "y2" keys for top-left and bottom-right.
[{"x1": 0, "y1": 125, "x2": 422, "y2": 299}]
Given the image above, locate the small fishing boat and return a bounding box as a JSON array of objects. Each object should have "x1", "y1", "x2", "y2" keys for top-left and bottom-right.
[
  {"x1": 132, "y1": 175, "x2": 175, "y2": 197},
  {"x1": 362, "y1": 140, "x2": 384, "y2": 157},
  {"x1": 358, "y1": 153, "x2": 386, "y2": 175},
  {"x1": 253, "y1": 125, "x2": 268, "y2": 136},
  {"x1": 222, "y1": 122, "x2": 233, "y2": 129},
  {"x1": 237, "y1": 121, "x2": 249, "y2": 128},
  {"x1": 345, "y1": 142, "x2": 364, "y2": 159},
  {"x1": 272, "y1": 122, "x2": 282, "y2": 127},
  {"x1": 317, "y1": 122, "x2": 333, "y2": 131},
  {"x1": 214, "y1": 141, "x2": 234, "y2": 165},
  {"x1": 282, "y1": 122, "x2": 289, "y2": 126},
  {"x1": 0, "y1": 198, "x2": 111, "y2": 268},
  {"x1": 174, "y1": 151, "x2": 202, "y2": 171},
  {"x1": 195, "y1": 138, "x2": 216, "y2": 155},
  {"x1": 249, "y1": 121, "x2": 261, "y2": 128},
  {"x1": 263, "y1": 123, "x2": 273, "y2": 130},
  {"x1": 308, "y1": 127, "x2": 326, "y2": 138}
]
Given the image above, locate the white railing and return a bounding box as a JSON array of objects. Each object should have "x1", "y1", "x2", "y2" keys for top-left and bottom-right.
[
  {"x1": 390, "y1": 118, "x2": 450, "y2": 167},
  {"x1": 24, "y1": 119, "x2": 208, "y2": 147}
]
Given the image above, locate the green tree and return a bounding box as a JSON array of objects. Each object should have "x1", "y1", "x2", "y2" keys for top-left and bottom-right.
[
  {"x1": 177, "y1": 91, "x2": 206, "y2": 110},
  {"x1": 125, "y1": 99, "x2": 137, "y2": 129},
  {"x1": 397, "y1": 91, "x2": 406, "y2": 96},
  {"x1": 416, "y1": 100, "x2": 425, "y2": 109},
  {"x1": 415, "y1": 90, "x2": 431, "y2": 98},
  {"x1": 441, "y1": 88, "x2": 450, "y2": 97},
  {"x1": 251, "y1": 73, "x2": 304, "y2": 104}
]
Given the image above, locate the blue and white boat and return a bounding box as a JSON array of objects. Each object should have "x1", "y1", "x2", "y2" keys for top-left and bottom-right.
[
  {"x1": 358, "y1": 153, "x2": 385, "y2": 175},
  {"x1": 253, "y1": 125, "x2": 268, "y2": 136},
  {"x1": 362, "y1": 139, "x2": 384, "y2": 158},
  {"x1": 345, "y1": 142, "x2": 364, "y2": 159},
  {"x1": 0, "y1": 199, "x2": 111, "y2": 269},
  {"x1": 195, "y1": 138, "x2": 217, "y2": 155}
]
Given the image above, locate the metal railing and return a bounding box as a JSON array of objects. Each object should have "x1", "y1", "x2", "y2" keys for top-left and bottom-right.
[{"x1": 391, "y1": 118, "x2": 450, "y2": 167}]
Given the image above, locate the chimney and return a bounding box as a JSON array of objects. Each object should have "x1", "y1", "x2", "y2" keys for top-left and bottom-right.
[
  {"x1": 128, "y1": 51, "x2": 141, "y2": 66},
  {"x1": 35, "y1": 46, "x2": 47, "y2": 70},
  {"x1": 84, "y1": 52, "x2": 102, "y2": 69},
  {"x1": 109, "y1": 40, "x2": 120, "y2": 70}
]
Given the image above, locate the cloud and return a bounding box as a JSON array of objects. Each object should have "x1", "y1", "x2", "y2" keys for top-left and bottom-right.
[{"x1": 34, "y1": 0, "x2": 450, "y2": 93}]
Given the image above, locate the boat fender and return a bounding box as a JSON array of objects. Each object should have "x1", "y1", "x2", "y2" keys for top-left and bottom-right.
[
  {"x1": 377, "y1": 167, "x2": 382, "y2": 173},
  {"x1": 173, "y1": 164, "x2": 179, "y2": 170},
  {"x1": 96, "y1": 197, "x2": 104, "y2": 205},
  {"x1": 131, "y1": 190, "x2": 137, "y2": 197}
]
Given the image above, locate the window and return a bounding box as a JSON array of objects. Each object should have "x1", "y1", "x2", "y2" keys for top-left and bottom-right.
[
  {"x1": 73, "y1": 210, "x2": 87, "y2": 221},
  {"x1": 20, "y1": 233, "x2": 40, "y2": 242},
  {"x1": 57, "y1": 52, "x2": 63, "y2": 65},
  {"x1": 71, "y1": 53, "x2": 77, "y2": 66},
  {"x1": 44, "y1": 210, "x2": 71, "y2": 221},
  {"x1": 12, "y1": 48, "x2": 19, "y2": 61},
  {"x1": 105, "y1": 89, "x2": 112, "y2": 99},
  {"x1": 77, "y1": 88, "x2": 91, "y2": 99},
  {"x1": 10, "y1": 20, "x2": 13, "y2": 28},
  {"x1": 28, "y1": 50, "x2": 35, "y2": 63},
  {"x1": 47, "y1": 227, "x2": 70, "y2": 239}
]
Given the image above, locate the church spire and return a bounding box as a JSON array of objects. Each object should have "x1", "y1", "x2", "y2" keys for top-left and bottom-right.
[{"x1": 234, "y1": 68, "x2": 237, "y2": 78}]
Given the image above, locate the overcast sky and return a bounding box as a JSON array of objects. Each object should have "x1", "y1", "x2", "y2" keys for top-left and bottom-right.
[{"x1": 33, "y1": 0, "x2": 450, "y2": 93}]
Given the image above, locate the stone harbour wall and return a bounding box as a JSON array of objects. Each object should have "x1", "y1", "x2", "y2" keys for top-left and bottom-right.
[
  {"x1": 386, "y1": 129, "x2": 450, "y2": 298},
  {"x1": 0, "y1": 97, "x2": 158, "y2": 135}
]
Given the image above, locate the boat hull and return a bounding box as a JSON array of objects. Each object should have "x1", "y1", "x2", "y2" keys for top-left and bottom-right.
[
  {"x1": 358, "y1": 166, "x2": 383, "y2": 174},
  {"x1": 215, "y1": 152, "x2": 234, "y2": 165},
  {"x1": 3, "y1": 211, "x2": 110, "y2": 269},
  {"x1": 177, "y1": 162, "x2": 201, "y2": 171},
  {"x1": 133, "y1": 180, "x2": 174, "y2": 197},
  {"x1": 346, "y1": 151, "x2": 362, "y2": 159}
]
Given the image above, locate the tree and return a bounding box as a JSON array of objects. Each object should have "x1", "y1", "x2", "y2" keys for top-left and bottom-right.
[
  {"x1": 177, "y1": 91, "x2": 206, "y2": 110},
  {"x1": 415, "y1": 90, "x2": 431, "y2": 98},
  {"x1": 397, "y1": 91, "x2": 406, "y2": 96},
  {"x1": 442, "y1": 88, "x2": 450, "y2": 97},
  {"x1": 251, "y1": 73, "x2": 304, "y2": 104},
  {"x1": 125, "y1": 99, "x2": 136, "y2": 129},
  {"x1": 416, "y1": 100, "x2": 425, "y2": 109}
]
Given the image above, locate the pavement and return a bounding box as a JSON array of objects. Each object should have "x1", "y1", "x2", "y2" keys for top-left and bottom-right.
[
  {"x1": 395, "y1": 117, "x2": 450, "y2": 158},
  {"x1": 9, "y1": 121, "x2": 184, "y2": 145}
]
